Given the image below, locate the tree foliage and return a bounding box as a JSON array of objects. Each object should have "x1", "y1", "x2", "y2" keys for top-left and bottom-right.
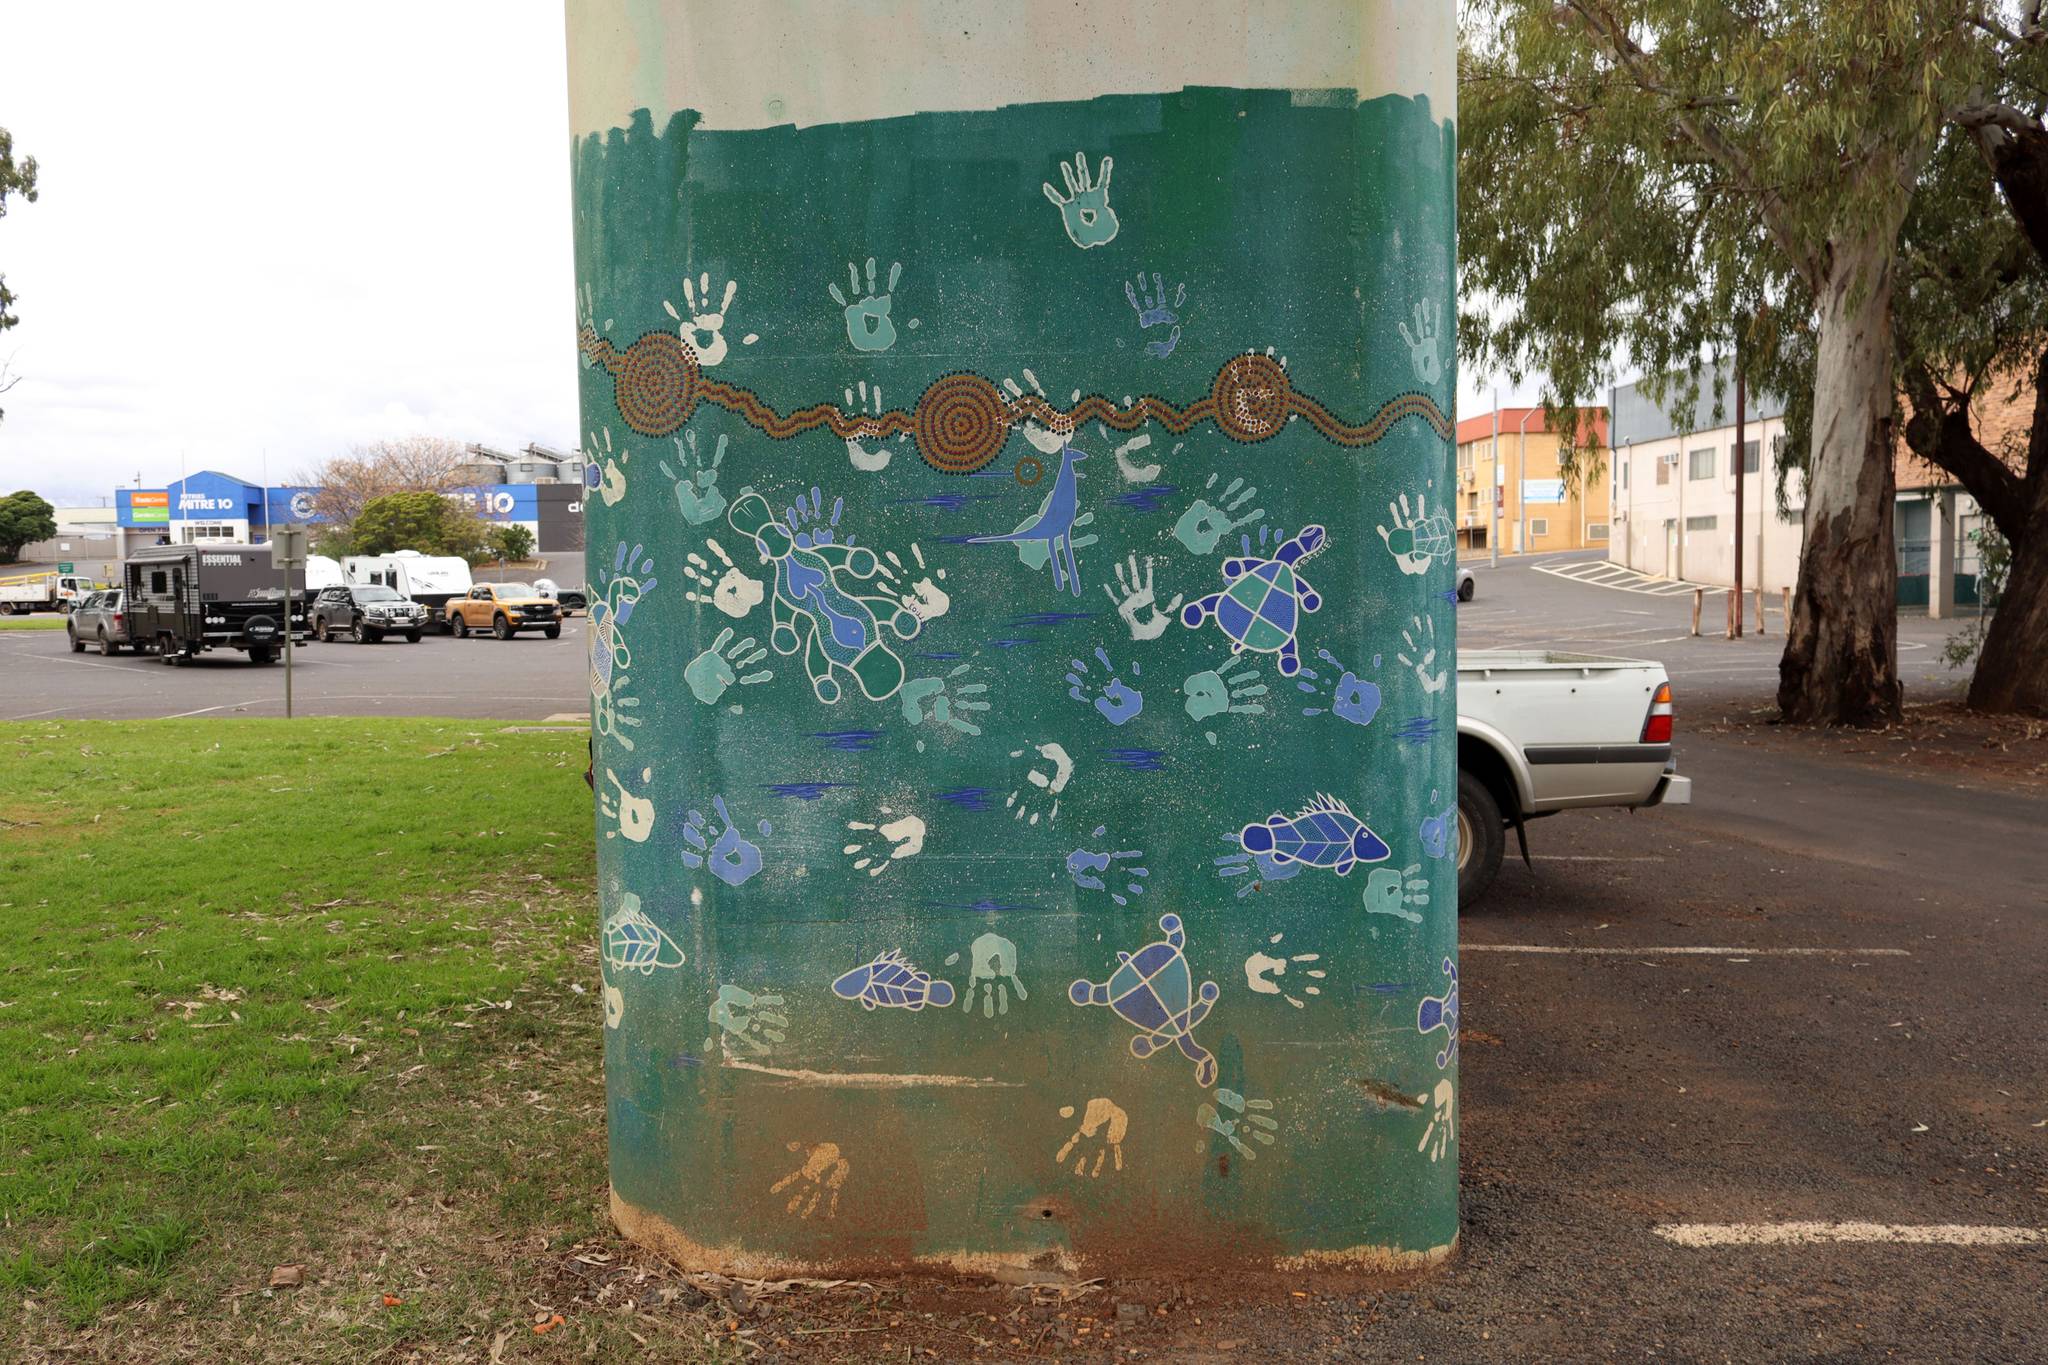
[
  {"x1": 346, "y1": 491, "x2": 490, "y2": 561},
  {"x1": 299, "y1": 438, "x2": 471, "y2": 546},
  {"x1": 0, "y1": 125, "x2": 40, "y2": 423},
  {"x1": 1460, "y1": 1, "x2": 1978, "y2": 725},
  {"x1": 489, "y1": 523, "x2": 535, "y2": 563},
  {"x1": 0, "y1": 489, "x2": 57, "y2": 563}
]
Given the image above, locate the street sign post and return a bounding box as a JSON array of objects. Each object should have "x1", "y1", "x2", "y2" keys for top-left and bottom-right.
[{"x1": 269, "y1": 527, "x2": 307, "y2": 718}]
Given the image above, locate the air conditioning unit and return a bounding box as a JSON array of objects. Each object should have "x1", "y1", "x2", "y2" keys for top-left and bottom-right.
[{"x1": 1660, "y1": 452, "x2": 1680, "y2": 466}]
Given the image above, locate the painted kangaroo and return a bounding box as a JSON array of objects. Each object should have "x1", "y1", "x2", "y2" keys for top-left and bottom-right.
[{"x1": 969, "y1": 444, "x2": 1088, "y2": 595}]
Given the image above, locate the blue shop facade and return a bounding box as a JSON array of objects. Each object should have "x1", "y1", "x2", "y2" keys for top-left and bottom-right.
[{"x1": 111, "y1": 471, "x2": 584, "y2": 556}]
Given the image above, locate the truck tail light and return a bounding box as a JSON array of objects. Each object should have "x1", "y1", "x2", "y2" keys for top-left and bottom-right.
[{"x1": 1641, "y1": 682, "x2": 1674, "y2": 745}]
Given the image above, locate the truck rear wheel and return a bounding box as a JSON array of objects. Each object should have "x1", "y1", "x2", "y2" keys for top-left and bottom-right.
[
  {"x1": 99, "y1": 631, "x2": 117, "y2": 657},
  {"x1": 1456, "y1": 768, "x2": 1507, "y2": 910},
  {"x1": 160, "y1": 634, "x2": 182, "y2": 665}
]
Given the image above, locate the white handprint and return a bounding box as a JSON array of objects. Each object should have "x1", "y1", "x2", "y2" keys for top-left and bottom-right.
[
  {"x1": 1399, "y1": 615, "x2": 1448, "y2": 695},
  {"x1": 665, "y1": 273, "x2": 757, "y2": 367},
  {"x1": 843, "y1": 812, "x2": 926, "y2": 877},
  {"x1": 842, "y1": 380, "x2": 902, "y2": 472},
  {"x1": 1397, "y1": 300, "x2": 1442, "y2": 386},
  {"x1": 1418, "y1": 1078, "x2": 1455, "y2": 1162},
  {"x1": 1102, "y1": 554, "x2": 1183, "y2": 641}
]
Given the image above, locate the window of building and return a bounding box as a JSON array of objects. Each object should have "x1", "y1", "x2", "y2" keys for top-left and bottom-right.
[
  {"x1": 1619, "y1": 459, "x2": 1629, "y2": 491},
  {"x1": 1588, "y1": 522, "x2": 1610, "y2": 540},
  {"x1": 1740, "y1": 440, "x2": 1760, "y2": 473},
  {"x1": 1689, "y1": 448, "x2": 1717, "y2": 480},
  {"x1": 1656, "y1": 454, "x2": 1672, "y2": 486},
  {"x1": 1685, "y1": 515, "x2": 1718, "y2": 531},
  {"x1": 1529, "y1": 518, "x2": 1549, "y2": 537}
]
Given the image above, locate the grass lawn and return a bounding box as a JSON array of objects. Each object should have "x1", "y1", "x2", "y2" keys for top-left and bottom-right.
[
  {"x1": 0, "y1": 720, "x2": 751, "y2": 1362},
  {"x1": 0, "y1": 616, "x2": 68, "y2": 630}
]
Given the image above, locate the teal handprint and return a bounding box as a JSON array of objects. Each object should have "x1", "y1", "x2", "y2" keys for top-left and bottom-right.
[
  {"x1": 658, "y1": 430, "x2": 728, "y2": 526},
  {"x1": 1364, "y1": 864, "x2": 1430, "y2": 924},
  {"x1": 685, "y1": 626, "x2": 773, "y2": 705},
  {"x1": 901, "y1": 663, "x2": 991, "y2": 738},
  {"x1": 1174, "y1": 475, "x2": 1264, "y2": 554},
  {"x1": 1182, "y1": 665, "x2": 1267, "y2": 721},
  {"x1": 1041, "y1": 151, "x2": 1119, "y2": 249},
  {"x1": 828, "y1": 258, "x2": 905, "y2": 353}
]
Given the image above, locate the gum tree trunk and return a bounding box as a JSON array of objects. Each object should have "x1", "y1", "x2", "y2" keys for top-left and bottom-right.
[
  {"x1": 1778, "y1": 231, "x2": 1904, "y2": 725},
  {"x1": 1966, "y1": 483, "x2": 2048, "y2": 715}
]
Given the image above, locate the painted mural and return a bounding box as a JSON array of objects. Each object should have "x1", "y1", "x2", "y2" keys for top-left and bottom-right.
[{"x1": 577, "y1": 27, "x2": 1458, "y2": 1272}]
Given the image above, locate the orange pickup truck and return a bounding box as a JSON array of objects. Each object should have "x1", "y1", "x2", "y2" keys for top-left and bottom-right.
[{"x1": 446, "y1": 582, "x2": 562, "y2": 640}]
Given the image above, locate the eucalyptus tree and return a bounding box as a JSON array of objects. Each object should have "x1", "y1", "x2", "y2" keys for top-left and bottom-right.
[
  {"x1": 1461, "y1": 1, "x2": 1975, "y2": 725},
  {"x1": 0, "y1": 125, "x2": 38, "y2": 422}
]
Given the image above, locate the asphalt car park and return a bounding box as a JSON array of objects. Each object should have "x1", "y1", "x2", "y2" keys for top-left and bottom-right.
[{"x1": 0, "y1": 612, "x2": 591, "y2": 721}]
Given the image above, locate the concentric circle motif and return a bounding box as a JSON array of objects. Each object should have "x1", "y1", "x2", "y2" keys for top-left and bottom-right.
[
  {"x1": 1014, "y1": 454, "x2": 1045, "y2": 486},
  {"x1": 1210, "y1": 353, "x2": 1292, "y2": 444},
  {"x1": 914, "y1": 372, "x2": 1011, "y2": 474},
  {"x1": 613, "y1": 331, "x2": 699, "y2": 437}
]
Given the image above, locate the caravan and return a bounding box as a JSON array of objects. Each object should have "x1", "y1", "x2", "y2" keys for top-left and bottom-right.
[{"x1": 342, "y1": 551, "x2": 474, "y2": 632}]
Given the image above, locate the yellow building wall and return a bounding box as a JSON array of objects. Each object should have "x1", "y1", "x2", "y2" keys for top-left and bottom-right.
[{"x1": 1454, "y1": 429, "x2": 1608, "y2": 555}]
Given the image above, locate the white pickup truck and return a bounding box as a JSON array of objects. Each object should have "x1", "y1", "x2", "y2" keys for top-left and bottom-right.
[{"x1": 1457, "y1": 649, "x2": 1691, "y2": 905}]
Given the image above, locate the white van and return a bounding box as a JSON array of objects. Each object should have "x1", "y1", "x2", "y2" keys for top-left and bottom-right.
[
  {"x1": 343, "y1": 551, "x2": 474, "y2": 631},
  {"x1": 305, "y1": 555, "x2": 346, "y2": 592}
]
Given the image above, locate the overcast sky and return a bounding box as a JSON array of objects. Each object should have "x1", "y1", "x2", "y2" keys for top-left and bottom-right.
[{"x1": 0, "y1": 3, "x2": 1531, "y2": 508}]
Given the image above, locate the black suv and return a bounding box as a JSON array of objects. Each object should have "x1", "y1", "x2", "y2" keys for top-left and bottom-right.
[{"x1": 311, "y1": 584, "x2": 428, "y2": 644}]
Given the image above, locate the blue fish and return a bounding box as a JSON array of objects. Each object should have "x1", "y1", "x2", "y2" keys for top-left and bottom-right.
[
  {"x1": 831, "y1": 950, "x2": 956, "y2": 1011},
  {"x1": 1239, "y1": 793, "x2": 1391, "y2": 876}
]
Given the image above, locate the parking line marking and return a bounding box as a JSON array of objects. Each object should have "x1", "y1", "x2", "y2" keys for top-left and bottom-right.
[
  {"x1": 1532, "y1": 855, "x2": 1664, "y2": 863},
  {"x1": 163, "y1": 700, "x2": 266, "y2": 719},
  {"x1": 1655, "y1": 1223, "x2": 2047, "y2": 1248},
  {"x1": 1463, "y1": 945, "x2": 1911, "y2": 957}
]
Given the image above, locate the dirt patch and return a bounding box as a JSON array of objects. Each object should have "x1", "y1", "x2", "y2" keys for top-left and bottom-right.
[{"x1": 1696, "y1": 700, "x2": 2048, "y2": 790}]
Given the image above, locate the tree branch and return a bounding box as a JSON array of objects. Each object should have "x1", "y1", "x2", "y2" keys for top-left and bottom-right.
[
  {"x1": 1559, "y1": 2, "x2": 1827, "y2": 291},
  {"x1": 1900, "y1": 356, "x2": 2028, "y2": 537}
]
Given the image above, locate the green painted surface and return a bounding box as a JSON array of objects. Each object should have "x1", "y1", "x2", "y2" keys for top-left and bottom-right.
[{"x1": 574, "y1": 84, "x2": 1459, "y2": 1267}]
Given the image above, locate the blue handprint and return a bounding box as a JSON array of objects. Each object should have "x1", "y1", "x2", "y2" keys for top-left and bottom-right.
[
  {"x1": 1296, "y1": 648, "x2": 1382, "y2": 727},
  {"x1": 1212, "y1": 833, "x2": 1303, "y2": 900},
  {"x1": 1419, "y1": 792, "x2": 1455, "y2": 860},
  {"x1": 1066, "y1": 647, "x2": 1143, "y2": 726},
  {"x1": 1125, "y1": 272, "x2": 1185, "y2": 359},
  {"x1": 678, "y1": 795, "x2": 770, "y2": 888},
  {"x1": 1067, "y1": 827, "x2": 1149, "y2": 906}
]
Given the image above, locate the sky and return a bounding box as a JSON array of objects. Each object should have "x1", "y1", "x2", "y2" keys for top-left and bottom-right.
[{"x1": 0, "y1": 3, "x2": 1534, "y2": 508}]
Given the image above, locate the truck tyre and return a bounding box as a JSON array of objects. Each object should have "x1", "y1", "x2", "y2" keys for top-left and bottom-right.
[
  {"x1": 69, "y1": 627, "x2": 84, "y2": 653},
  {"x1": 358, "y1": 624, "x2": 379, "y2": 644},
  {"x1": 1456, "y1": 768, "x2": 1507, "y2": 910},
  {"x1": 405, "y1": 630, "x2": 421, "y2": 643},
  {"x1": 493, "y1": 614, "x2": 513, "y2": 640},
  {"x1": 160, "y1": 635, "x2": 182, "y2": 665},
  {"x1": 1457, "y1": 577, "x2": 1475, "y2": 603},
  {"x1": 543, "y1": 625, "x2": 561, "y2": 640},
  {"x1": 99, "y1": 631, "x2": 117, "y2": 657},
  {"x1": 315, "y1": 619, "x2": 330, "y2": 642},
  {"x1": 451, "y1": 612, "x2": 469, "y2": 638}
]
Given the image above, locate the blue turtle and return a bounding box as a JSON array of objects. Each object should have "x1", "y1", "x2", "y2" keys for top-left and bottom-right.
[
  {"x1": 1239, "y1": 793, "x2": 1392, "y2": 876},
  {"x1": 1181, "y1": 525, "x2": 1326, "y2": 676},
  {"x1": 601, "y1": 894, "x2": 685, "y2": 975},
  {"x1": 833, "y1": 949, "x2": 956, "y2": 1011},
  {"x1": 1069, "y1": 913, "x2": 1219, "y2": 1086}
]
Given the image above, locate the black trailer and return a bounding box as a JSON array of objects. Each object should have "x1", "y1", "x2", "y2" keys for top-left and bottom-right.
[{"x1": 123, "y1": 544, "x2": 308, "y2": 665}]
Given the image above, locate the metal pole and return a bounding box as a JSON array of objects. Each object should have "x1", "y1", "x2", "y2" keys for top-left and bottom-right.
[
  {"x1": 1733, "y1": 354, "x2": 1746, "y2": 636},
  {"x1": 1516, "y1": 406, "x2": 1539, "y2": 555},
  {"x1": 1489, "y1": 389, "x2": 1500, "y2": 569},
  {"x1": 285, "y1": 557, "x2": 294, "y2": 719}
]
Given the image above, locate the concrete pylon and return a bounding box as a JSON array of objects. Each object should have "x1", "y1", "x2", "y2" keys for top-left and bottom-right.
[{"x1": 569, "y1": 0, "x2": 1459, "y2": 1276}]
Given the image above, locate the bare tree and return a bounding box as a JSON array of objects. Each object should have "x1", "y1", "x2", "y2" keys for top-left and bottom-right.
[{"x1": 299, "y1": 437, "x2": 472, "y2": 547}]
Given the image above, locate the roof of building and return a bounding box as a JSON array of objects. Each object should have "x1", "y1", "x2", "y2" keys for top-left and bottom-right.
[
  {"x1": 1454, "y1": 406, "x2": 1609, "y2": 448},
  {"x1": 1609, "y1": 359, "x2": 1787, "y2": 445}
]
